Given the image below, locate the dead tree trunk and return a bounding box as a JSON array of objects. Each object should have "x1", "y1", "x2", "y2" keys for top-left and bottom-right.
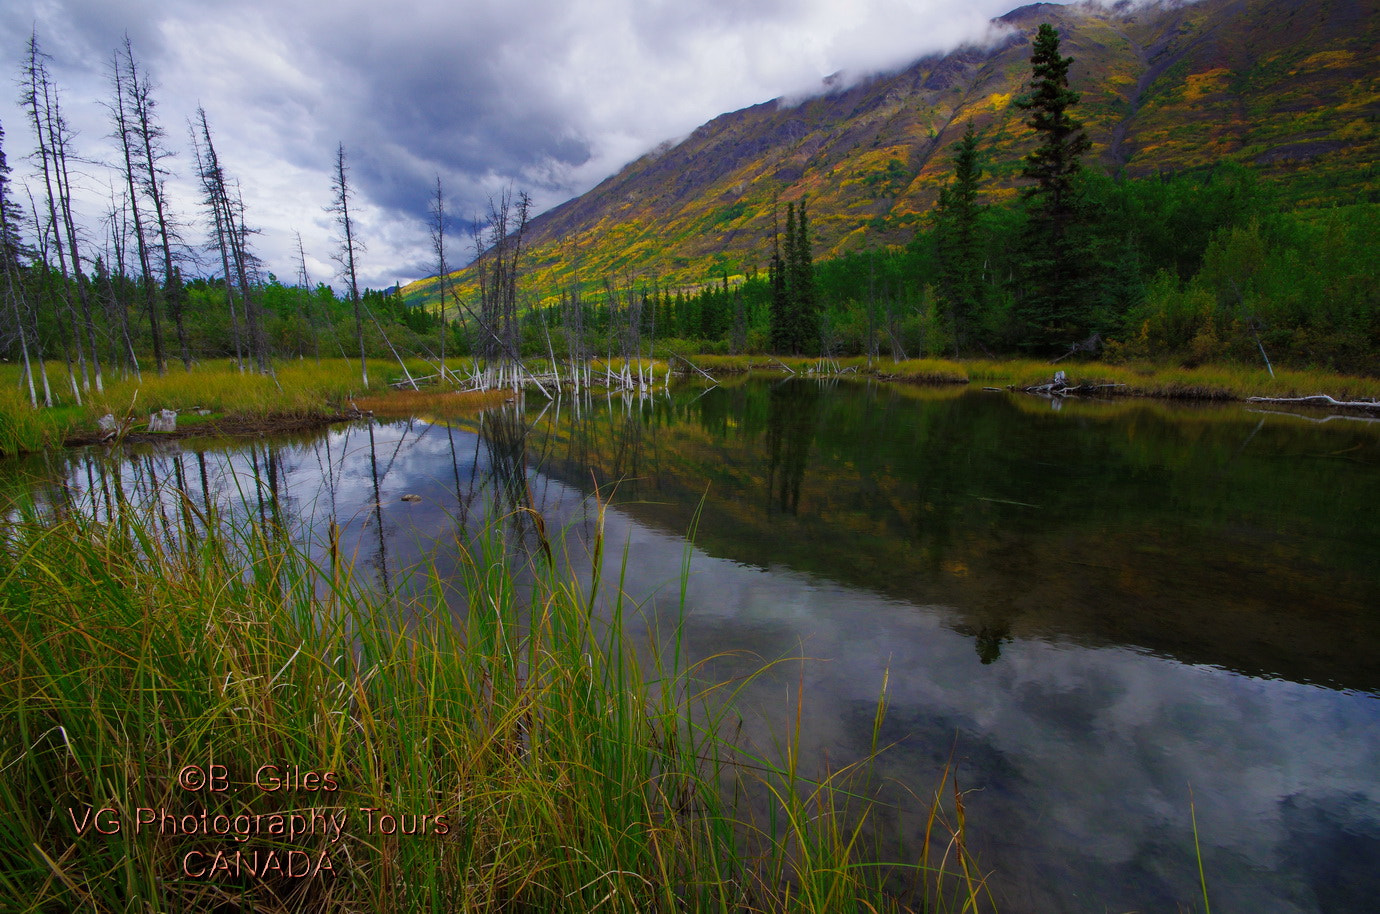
[
  {"x1": 430, "y1": 175, "x2": 450, "y2": 385},
  {"x1": 122, "y1": 36, "x2": 190, "y2": 370},
  {"x1": 108, "y1": 45, "x2": 165, "y2": 375},
  {"x1": 190, "y1": 109, "x2": 247, "y2": 370},
  {"x1": 331, "y1": 143, "x2": 368, "y2": 388},
  {"x1": 24, "y1": 32, "x2": 99, "y2": 399}
]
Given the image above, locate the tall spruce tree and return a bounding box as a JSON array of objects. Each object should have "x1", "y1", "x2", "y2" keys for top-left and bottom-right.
[
  {"x1": 1013, "y1": 23, "x2": 1093, "y2": 349},
  {"x1": 769, "y1": 199, "x2": 819, "y2": 354},
  {"x1": 1, "y1": 117, "x2": 42, "y2": 407},
  {"x1": 0, "y1": 119, "x2": 24, "y2": 269},
  {"x1": 782, "y1": 201, "x2": 799, "y2": 351},
  {"x1": 791, "y1": 199, "x2": 819, "y2": 354},
  {"x1": 768, "y1": 202, "x2": 788, "y2": 351},
  {"x1": 933, "y1": 123, "x2": 986, "y2": 353}
]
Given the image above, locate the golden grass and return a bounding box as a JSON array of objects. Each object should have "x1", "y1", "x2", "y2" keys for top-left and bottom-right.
[
  {"x1": 83, "y1": 359, "x2": 381, "y2": 419},
  {"x1": 694, "y1": 354, "x2": 965, "y2": 382},
  {"x1": 353, "y1": 387, "x2": 517, "y2": 417}
]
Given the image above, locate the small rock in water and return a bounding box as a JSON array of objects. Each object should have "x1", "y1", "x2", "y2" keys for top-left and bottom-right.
[{"x1": 400, "y1": 494, "x2": 422, "y2": 503}]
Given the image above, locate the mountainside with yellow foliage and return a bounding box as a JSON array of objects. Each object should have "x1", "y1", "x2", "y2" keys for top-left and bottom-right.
[{"x1": 406, "y1": 0, "x2": 1377, "y2": 303}]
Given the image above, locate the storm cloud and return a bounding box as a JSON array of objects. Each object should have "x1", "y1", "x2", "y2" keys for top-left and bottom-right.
[{"x1": 1, "y1": 0, "x2": 1045, "y2": 289}]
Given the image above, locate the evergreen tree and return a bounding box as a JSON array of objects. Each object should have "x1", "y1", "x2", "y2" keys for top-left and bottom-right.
[
  {"x1": 768, "y1": 199, "x2": 820, "y2": 354},
  {"x1": 791, "y1": 199, "x2": 819, "y2": 354},
  {"x1": 1, "y1": 116, "x2": 44, "y2": 408},
  {"x1": 933, "y1": 123, "x2": 986, "y2": 352},
  {"x1": 1013, "y1": 23, "x2": 1093, "y2": 349},
  {"x1": 0, "y1": 120, "x2": 28, "y2": 270},
  {"x1": 769, "y1": 202, "x2": 788, "y2": 351}
]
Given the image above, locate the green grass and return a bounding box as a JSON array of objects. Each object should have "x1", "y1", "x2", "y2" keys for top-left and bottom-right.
[
  {"x1": 0, "y1": 384, "x2": 80, "y2": 457},
  {"x1": 0, "y1": 487, "x2": 990, "y2": 912}
]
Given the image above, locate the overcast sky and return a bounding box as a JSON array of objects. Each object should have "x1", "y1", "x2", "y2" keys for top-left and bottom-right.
[{"x1": 0, "y1": 0, "x2": 1056, "y2": 291}]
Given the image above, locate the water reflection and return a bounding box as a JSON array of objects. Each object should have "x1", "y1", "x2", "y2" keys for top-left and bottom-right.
[
  {"x1": 766, "y1": 379, "x2": 821, "y2": 515},
  {"x1": 974, "y1": 624, "x2": 1010, "y2": 664},
  {"x1": 5, "y1": 380, "x2": 1379, "y2": 913}
]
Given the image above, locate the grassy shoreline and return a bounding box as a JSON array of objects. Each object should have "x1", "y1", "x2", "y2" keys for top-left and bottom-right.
[
  {"x1": 0, "y1": 491, "x2": 987, "y2": 912},
  {"x1": 692, "y1": 354, "x2": 1380, "y2": 402},
  {"x1": 3, "y1": 355, "x2": 1377, "y2": 458}
]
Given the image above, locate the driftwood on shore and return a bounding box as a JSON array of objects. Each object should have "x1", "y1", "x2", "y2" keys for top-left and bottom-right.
[{"x1": 666, "y1": 352, "x2": 719, "y2": 385}]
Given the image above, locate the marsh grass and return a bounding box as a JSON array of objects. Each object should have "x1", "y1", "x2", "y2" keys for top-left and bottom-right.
[
  {"x1": 0, "y1": 360, "x2": 438, "y2": 456},
  {"x1": 352, "y1": 387, "x2": 517, "y2": 418},
  {"x1": 0, "y1": 384, "x2": 80, "y2": 457},
  {"x1": 0, "y1": 484, "x2": 990, "y2": 912},
  {"x1": 80, "y1": 359, "x2": 401, "y2": 419},
  {"x1": 693, "y1": 354, "x2": 1380, "y2": 402},
  {"x1": 5, "y1": 354, "x2": 1376, "y2": 458},
  {"x1": 963, "y1": 359, "x2": 1380, "y2": 401}
]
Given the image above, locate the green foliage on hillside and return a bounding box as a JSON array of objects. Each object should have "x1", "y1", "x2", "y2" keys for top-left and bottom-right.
[
  {"x1": 407, "y1": 0, "x2": 1377, "y2": 308},
  {"x1": 491, "y1": 162, "x2": 1373, "y2": 372},
  {"x1": 395, "y1": 0, "x2": 1374, "y2": 370}
]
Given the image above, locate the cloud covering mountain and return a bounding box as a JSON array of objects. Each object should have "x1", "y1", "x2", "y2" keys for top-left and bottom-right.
[{"x1": 0, "y1": 0, "x2": 1040, "y2": 289}]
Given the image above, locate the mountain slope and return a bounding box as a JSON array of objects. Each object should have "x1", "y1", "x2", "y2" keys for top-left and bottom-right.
[{"x1": 407, "y1": 0, "x2": 1378, "y2": 303}]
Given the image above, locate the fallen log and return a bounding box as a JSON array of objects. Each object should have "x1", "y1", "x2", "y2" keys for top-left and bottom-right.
[
  {"x1": 666, "y1": 351, "x2": 719, "y2": 385},
  {"x1": 1247, "y1": 408, "x2": 1380, "y2": 425},
  {"x1": 1016, "y1": 371, "x2": 1127, "y2": 397},
  {"x1": 1245, "y1": 394, "x2": 1380, "y2": 413}
]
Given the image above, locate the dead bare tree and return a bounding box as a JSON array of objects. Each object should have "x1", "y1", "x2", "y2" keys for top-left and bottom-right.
[
  {"x1": 330, "y1": 143, "x2": 368, "y2": 388},
  {"x1": 485, "y1": 190, "x2": 531, "y2": 382},
  {"x1": 98, "y1": 185, "x2": 142, "y2": 381},
  {"x1": 108, "y1": 43, "x2": 165, "y2": 375},
  {"x1": 24, "y1": 31, "x2": 102, "y2": 399},
  {"x1": 560, "y1": 288, "x2": 586, "y2": 393},
  {"x1": 18, "y1": 186, "x2": 54, "y2": 405},
  {"x1": 192, "y1": 108, "x2": 269, "y2": 373},
  {"x1": 429, "y1": 175, "x2": 451, "y2": 384},
  {"x1": 466, "y1": 189, "x2": 535, "y2": 391},
  {"x1": 119, "y1": 35, "x2": 190, "y2": 370},
  {"x1": 190, "y1": 108, "x2": 245, "y2": 370},
  {"x1": 294, "y1": 231, "x2": 323, "y2": 363}
]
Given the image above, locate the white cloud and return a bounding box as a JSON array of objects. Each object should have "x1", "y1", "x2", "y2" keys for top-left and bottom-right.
[{"x1": 0, "y1": 0, "x2": 1070, "y2": 289}]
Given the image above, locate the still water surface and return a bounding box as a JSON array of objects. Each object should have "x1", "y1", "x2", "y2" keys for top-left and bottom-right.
[{"x1": 8, "y1": 378, "x2": 1379, "y2": 912}]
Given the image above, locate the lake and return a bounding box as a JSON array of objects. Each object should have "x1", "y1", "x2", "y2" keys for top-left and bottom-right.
[{"x1": 8, "y1": 377, "x2": 1379, "y2": 912}]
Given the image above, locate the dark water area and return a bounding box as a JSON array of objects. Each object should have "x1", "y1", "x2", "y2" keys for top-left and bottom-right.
[{"x1": 6, "y1": 378, "x2": 1379, "y2": 913}]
